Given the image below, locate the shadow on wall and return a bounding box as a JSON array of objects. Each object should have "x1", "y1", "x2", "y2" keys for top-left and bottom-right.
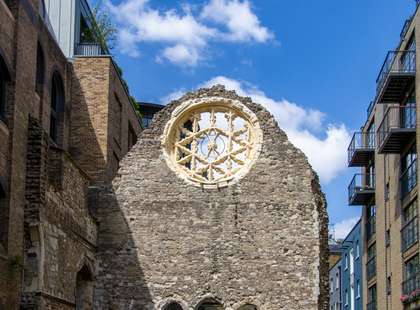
[
  {"x1": 90, "y1": 185, "x2": 154, "y2": 309},
  {"x1": 68, "y1": 65, "x2": 107, "y2": 184}
]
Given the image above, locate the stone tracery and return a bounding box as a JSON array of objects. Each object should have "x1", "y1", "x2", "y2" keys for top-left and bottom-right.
[{"x1": 164, "y1": 100, "x2": 262, "y2": 187}]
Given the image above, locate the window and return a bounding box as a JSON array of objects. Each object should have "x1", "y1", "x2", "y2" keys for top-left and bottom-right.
[
  {"x1": 335, "y1": 273, "x2": 339, "y2": 290},
  {"x1": 385, "y1": 229, "x2": 391, "y2": 247},
  {"x1": 366, "y1": 243, "x2": 376, "y2": 281},
  {"x1": 50, "y1": 72, "x2": 64, "y2": 143},
  {"x1": 0, "y1": 180, "x2": 6, "y2": 251},
  {"x1": 387, "y1": 276, "x2": 392, "y2": 295},
  {"x1": 163, "y1": 302, "x2": 183, "y2": 310},
  {"x1": 128, "y1": 122, "x2": 137, "y2": 150},
  {"x1": 403, "y1": 254, "x2": 419, "y2": 295},
  {"x1": 115, "y1": 95, "x2": 123, "y2": 145},
  {"x1": 367, "y1": 285, "x2": 377, "y2": 310},
  {"x1": 385, "y1": 182, "x2": 390, "y2": 201},
  {"x1": 345, "y1": 289, "x2": 349, "y2": 306},
  {"x1": 330, "y1": 278, "x2": 334, "y2": 293},
  {"x1": 356, "y1": 280, "x2": 361, "y2": 298},
  {"x1": 0, "y1": 55, "x2": 11, "y2": 121},
  {"x1": 197, "y1": 298, "x2": 223, "y2": 310},
  {"x1": 238, "y1": 305, "x2": 257, "y2": 310},
  {"x1": 401, "y1": 199, "x2": 419, "y2": 251},
  {"x1": 401, "y1": 143, "x2": 417, "y2": 198},
  {"x1": 75, "y1": 265, "x2": 93, "y2": 310},
  {"x1": 35, "y1": 42, "x2": 45, "y2": 94},
  {"x1": 344, "y1": 254, "x2": 348, "y2": 270},
  {"x1": 366, "y1": 204, "x2": 376, "y2": 240},
  {"x1": 355, "y1": 240, "x2": 360, "y2": 258}
]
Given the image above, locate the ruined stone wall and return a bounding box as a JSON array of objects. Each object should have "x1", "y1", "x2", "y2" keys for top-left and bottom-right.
[
  {"x1": 95, "y1": 86, "x2": 329, "y2": 310},
  {"x1": 22, "y1": 117, "x2": 97, "y2": 309}
]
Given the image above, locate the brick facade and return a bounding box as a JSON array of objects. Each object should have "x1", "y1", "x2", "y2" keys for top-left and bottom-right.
[{"x1": 0, "y1": 0, "x2": 141, "y2": 309}]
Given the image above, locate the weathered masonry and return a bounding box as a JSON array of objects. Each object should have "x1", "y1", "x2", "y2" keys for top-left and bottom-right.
[{"x1": 94, "y1": 86, "x2": 329, "y2": 310}]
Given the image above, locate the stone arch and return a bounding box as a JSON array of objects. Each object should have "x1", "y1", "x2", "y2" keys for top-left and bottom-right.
[
  {"x1": 196, "y1": 297, "x2": 223, "y2": 310},
  {"x1": 237, "y1": 304, "x2": 258, "y2": 310},
  {"x1": 158, "y1": 297, "x2": 188, "y2": 310},
  {"x1": 75, "y1": 264, "x2": 94, "y2": 310},
  {"x1": 50, "y1": 71, "x2": 65, "y2": 143}
]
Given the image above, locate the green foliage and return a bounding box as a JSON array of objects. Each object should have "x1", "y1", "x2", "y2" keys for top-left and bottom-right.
[{"x1": 87, "y1": 0, "x2": 117, "y2": 51}]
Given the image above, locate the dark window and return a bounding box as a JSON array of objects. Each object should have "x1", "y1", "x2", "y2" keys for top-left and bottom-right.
[
  {"x1": 387, "y1": 276, "x2": 391, "y2": 295},
  {"x1": 403, "y1": 254, "x2": 420, "y2": 295},
  {"x1": 402, "y1": 199, "x2": 419, "y2": 251},
  {"x1": 76, "y1": 265, "x2": 93, "y2": 310},
  {"x1": 128, "y1": 123, "x2": 137, "y2": 150},
  {"x1": 163, "y1": 302, "x2": 183, "y2": 310},
  {"x1": 35, "y1": 43, "x2": 45, "y2": 94},
  {"x1": 401, "y1": 144, "x2": 417, "y2": 198},
  {"x1": 0, "y1": 181, "x2": 6, "y2": 252},
  {"x1": 0, "y1": 56, "x2": 10, "y2": 121},
  {"x1": 385, "y1": 229, "x2": 390, "y2": 247},
  {"x1": 197, "y1": 299, "x2": 223, "y2": 310},
  {"x1": 367, "y1": 285, "x2": 377, "y2": 310},
  {"x1": 50, "y1": 72, "x2": 64, "y2": 143},
  {"x1": 238, "y1": 305, "x2": 257, "y2": 310},
  {"x1": 366, "y1": 243, "x2": 376, "y2": 281},
  {"x1": 115, "y1": 95, "x2": 123, "y2": 145},
  {"x1": 366, "y1": 204, "x2": 376, "y2": 240}
]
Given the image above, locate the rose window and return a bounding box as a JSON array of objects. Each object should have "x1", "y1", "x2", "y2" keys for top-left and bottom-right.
[{"x1": 163, "y1": 99, "x2": 262, "y2": 188}]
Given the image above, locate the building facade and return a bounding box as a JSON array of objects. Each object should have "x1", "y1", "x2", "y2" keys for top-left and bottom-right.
[
  {"x1": 0, "y1": 0, "x2": 141, "y2": 309},
  {"x1": 330, "y1": 260, "x2": 342, "y2": 310},
  {"x1": 341, "y1": 220, "x2": 363, "y2": 310},
  {"x1": 347, "y1": 4, "x2": 420, "y2": 310},
  {"x1": 138, "y1": 102, "x2": 165, "y2": 128},
  {"x1": 93, "y1": 86, "x2": 330, "y2": 309}
]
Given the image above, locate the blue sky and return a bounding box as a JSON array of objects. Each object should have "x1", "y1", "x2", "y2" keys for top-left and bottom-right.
[{"x1": 102, "y1": 0, "x2": 416, "y2": 238}]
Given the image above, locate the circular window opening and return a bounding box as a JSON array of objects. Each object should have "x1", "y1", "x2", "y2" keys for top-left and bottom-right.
[{"x1": 163, "y1": 99, "x2": 262, "y2": 188}]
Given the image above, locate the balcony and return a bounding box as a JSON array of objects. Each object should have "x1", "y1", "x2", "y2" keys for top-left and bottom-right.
[
  {"x1": 401, "y1": 159, "x2": 418, "y2": 198},
  {"x1": 366, "y1": 257, "x2": 377, "y2": 281},
  {"x1": 348, "y1": 132, "x2": 375, "y2": 167},
  {"x1": 377, "y1": 105, "x2": 416, "y2": 154},
  {"x1": 367, "y1": 100, "x2": 375, "y2": 118},
  {"x1": 75, "y1": 43, "x2": 109, "y2": 56},
  {"x1": 348, "y1": 174, "x2": 375, "y2": 205},
  {"x1": 376, "y1": 50, "x2": 416, "y2": 104}
]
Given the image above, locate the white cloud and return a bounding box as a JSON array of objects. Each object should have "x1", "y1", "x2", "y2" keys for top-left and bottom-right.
[
  {"x1": 201, "y1": 0, "x2": 273, "y2": 42},
  {"x1": 333, "y1": 217, "x2": 360, "y2": 240},
  {"x1": 163, "y1": 76, "x2": 351, "y2": 183},
  {"x1": 107, "y1": 0, "x2": 273, "y2": 66}
]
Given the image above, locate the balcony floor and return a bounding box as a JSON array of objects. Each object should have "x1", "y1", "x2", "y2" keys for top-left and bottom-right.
[
  {"x1": 348, "y1": 149, "x2": 375, "y2": 167},
  {"x1": 349, "y1": 189, "x2": 375, "y2": 205},
  {"x1": 377, "y1": 73, "x2": 415, "y2": 103},
  {"x1": 378, "y1": 128, "x2": 416, "y2": 154}
]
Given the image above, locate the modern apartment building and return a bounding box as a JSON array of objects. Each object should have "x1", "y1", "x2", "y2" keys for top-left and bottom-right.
[
  {"x1": 330, "y1": 259, "x2": 342, "y2": 310},
  {"x1": 341, "y1": 220, "x2": 363, "y2": 310},
  {"x1": 347, "y1": 4, "x2": 420, "y2": 310},
  {"x1": 0, "y1": 0, "x2": 141, "y2": 308}
]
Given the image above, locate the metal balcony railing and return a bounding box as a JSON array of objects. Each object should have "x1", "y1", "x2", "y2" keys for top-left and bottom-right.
[
  {"x1": 367, "y1": 101, "x2": 375, "y2": 118},
  {"x1": 75, "y1": 43, "x2": 108, "y2": 56},
  {"x1": 367, "y1": 301, "x2": 377, "y2": 310},
  {"x1": 348, "y1": 174, "x2": 375, "y2": 205},
  {"x1": 376, "y1": 50, "x2": 416, "y2": 103},
  {"x1": 366, "y1": 257, "x2": 377, "y2": 281},
  {"x1": 401, "y1": 159, "x2": 418, "y2": 199},
  {"x1": 401, "y1": 18, "x2": 413, "y2": 40},
  {"x1": 403, "y1": 271, "x2": 420, "y2": 295},
  {"x1": 401, "y1": 216, "x2": 419, "y2": 251},
  {"x1": 348, "y1": 132, "x2": 375, "y2": 167},
  {"x1": 377, "y1": 105, "x2": 416, "y2": 153}
]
